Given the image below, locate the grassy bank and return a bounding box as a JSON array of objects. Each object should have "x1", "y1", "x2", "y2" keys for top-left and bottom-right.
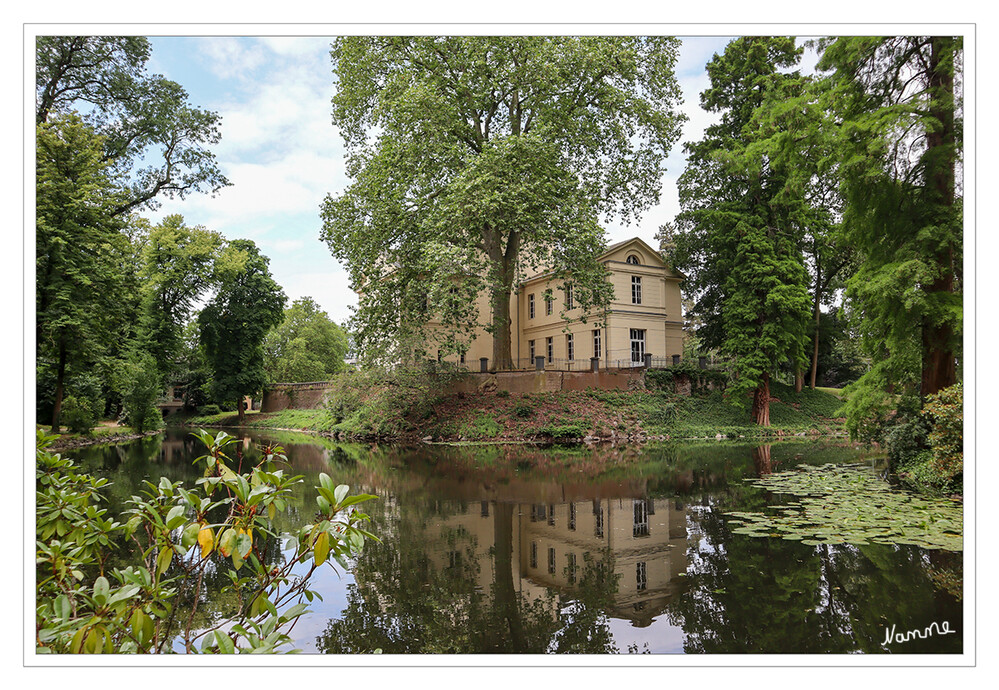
[
  {"x1": 41, "y1": 422, "x2": 161, "y2": 450},
  {"x1": 180, "y1": 372, "x2": 846, "y2": 444}
]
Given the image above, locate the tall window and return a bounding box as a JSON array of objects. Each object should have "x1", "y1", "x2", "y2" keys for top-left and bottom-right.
[
  {"x1": 565, "y1": 284, "x2": 574, "y2": 309},
  {"x1": 530, "y1": 541, "x2": 538, "y2": 569},
  {"x1": 528, "y1": 293, "x2": 535, "y2": 319},
  {"x1": 636, "y1": 562, "x2": 647, "y2": 591},
  {"x1": 529, "y1": 339, "x2": 535, "y2": 362},
  {"x1": 567, "y1": 553, "x2": 577, "y2": 585},
  {"x1": 594, "y1": 500, "x2": 604, "y2": 538},
  {"x1": 633, "y1": 499, "x2": 650, "y2": 537},
  {"x1": 566, "y1": 333, "x2": 574, "y2": 361},
  {"x1": 545, "y1": 296, "x2": 553, "y2": 316},
  {"x1": 631, "y1": 275, "x2": 642, "y2": 304},
  {"x1": 569, "y1": 502, "x2": 576, "y2": 531},
  {"x1": 593, "y1": 329, "x2": 601, "y2": 359},
  {"x1": 546, "y1": 337, "x2": 553, "y2": 362},
  {"x1": 548, "y1": 504, "x2": 555, "y2": 526},
  {"x1": 548, "y1": 547, "x2": 556, "y2": 574},
  {"x1": 630, "y1": 328, "x2": 646, "y2": 364}
]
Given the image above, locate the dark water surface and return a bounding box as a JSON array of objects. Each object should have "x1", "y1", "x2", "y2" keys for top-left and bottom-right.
[{"x1": 66, "y1": 428, "x2": 964, "y2": 655}]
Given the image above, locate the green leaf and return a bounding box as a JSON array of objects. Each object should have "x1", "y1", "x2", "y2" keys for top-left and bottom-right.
[
  {"x1": 156, "y1": 546, "x2": 173, "y2": 576},
  {"x1": 314, "y1": 531, "x2": 330, "y2": 566},
  {"x1": 215, "y1": 630, "x2": 235, "y2": 654}
]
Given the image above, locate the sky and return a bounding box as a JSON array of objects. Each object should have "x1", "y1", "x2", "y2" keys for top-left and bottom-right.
[{"x1": 141, "y1": 35, "x2": 818, "y2": 326}]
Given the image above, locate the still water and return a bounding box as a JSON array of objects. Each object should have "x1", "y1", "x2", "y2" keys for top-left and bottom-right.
[{"x1": 67, "y1": 428, "x2": 964, "y2": 655}]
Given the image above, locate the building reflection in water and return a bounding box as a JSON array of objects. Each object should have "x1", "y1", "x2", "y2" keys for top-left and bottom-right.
[{"x1": 420, "y1": 493, "x2": 689, "y2": 628}]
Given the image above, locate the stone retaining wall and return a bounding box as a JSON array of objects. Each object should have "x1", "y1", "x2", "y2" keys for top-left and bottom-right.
[
  {"x1": 449, "y1": 369, "x2": 645, "y2": 395},
  {"x1": 260, "y1": 382, "x2": 336, "y2": 412}
]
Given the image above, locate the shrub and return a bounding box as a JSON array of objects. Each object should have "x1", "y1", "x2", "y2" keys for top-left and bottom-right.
[
  {"x1": 922, "y1": 383, "x2": 963, "y2": 485},
  {"x1": 513, "y1": 402, "x2": 535, "y2": 419},
  {"x1": 197, "y1": 403, "x2": 222, "y2": 416},
  {"x1": 35, "y1": 429, "x2": 376, "y2": 654},
  {"x1": 61, "y1": 395, "x2": 97, "y2": 434},
  {"x1": 118, "y1": 351, "x2": 164, "y2": 433}
]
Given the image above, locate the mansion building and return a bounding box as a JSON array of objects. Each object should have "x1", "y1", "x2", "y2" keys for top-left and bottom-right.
[{"x1": 430, "y1": 237, "x2": 685, "y2": 370}]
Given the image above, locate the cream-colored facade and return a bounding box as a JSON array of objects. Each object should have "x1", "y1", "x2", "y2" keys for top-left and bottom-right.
[{"x1": 432, "y1": 237, "x2": 685, "y2": 370}]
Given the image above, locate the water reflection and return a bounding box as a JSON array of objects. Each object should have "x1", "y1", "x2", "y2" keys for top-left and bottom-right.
[{"x1": 66, "y1": 430, "x2": 963, "y2": 655}]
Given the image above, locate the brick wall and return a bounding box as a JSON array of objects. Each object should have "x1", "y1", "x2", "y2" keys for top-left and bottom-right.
[{"x1": 260, "y1": 382, "x2": 336, "y2": 412}]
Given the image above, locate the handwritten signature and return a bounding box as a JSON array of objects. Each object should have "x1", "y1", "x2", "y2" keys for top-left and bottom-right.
[{"x1": 883, "y1": 621, "x2": 957, "y2": 646}]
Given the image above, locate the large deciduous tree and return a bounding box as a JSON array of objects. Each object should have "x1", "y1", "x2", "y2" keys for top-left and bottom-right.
[
  {"x1": 36, "y1": 114, "x2": 130, "y2": 431},
  {"x1": 135, "y1": 214, "x2": 223, "y2": 384},
  {"x1": 263, "y1": 297, "x2": 350, "y2": 383},
  {"x1": 321, "y1": 37, "x2": 685, "y2": 368},
  {"x1": 36, "y1": 35, "x2": 230, "y2": 216},
  {"x1": 673, "y1": 37, "x2": 813, "y2": 426},
  {"x1": 814, "y1": 37, "x2": 962, "y2": 403},
  {"x1": 198, "y1": 241, "x2": 286, "y2": 425}
]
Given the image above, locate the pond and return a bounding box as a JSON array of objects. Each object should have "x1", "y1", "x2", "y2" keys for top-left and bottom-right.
[{"x1": 65, "y1": 428, "x2": 964, "y2": 655}]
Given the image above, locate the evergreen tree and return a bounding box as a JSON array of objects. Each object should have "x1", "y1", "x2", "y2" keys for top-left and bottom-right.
[
  {"x1": 814, "y1": 37, "x2": 962, "y2": 406},
  {"x1": 673, "y1": 37, "x2": 813, "y2": 425}
]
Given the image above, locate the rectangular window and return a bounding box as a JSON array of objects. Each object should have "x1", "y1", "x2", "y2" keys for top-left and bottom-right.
[
  {"x1": 566, "y1": 333, "x2": 574, "y2": 361},
  {"x1": 530, "y1": 541, "x2": 537, "y2": 569},
  {"x1": 633, "y1": 499, "x2": 650, "y2": 537},
  {"x1": 637, "y1": 562, "x2": 647, "y2": 592},
  {"x1": 593, "y1": 329, "x2": 601, "y2": 360},
  {"x1": 569, "y1": 502, "x2": 576, "y2": 531},
  {"x1": 594, "y1": 500, "x2": 604, "y2": 538},
  {"x1": 528, "y1": 293, "x2": 535, "y2": 319},
  {"x1": 548, "y1": 547, "x2": 556, "y2": 574},
  {"x1": 481, "y1": 500, "x2": 489, "y2": 517},
  {"x1": 632, "y1": 275, "x2": 642, "y2": 304},
  {"x1": 546, "y1": 296, "x2": 553, "y2": 316},
  {"x1": 529, "y1": 340, "x2": 535, "y2": 362},
  {"x1": 460, "y1": 351, "x2": 465, "y2": 365},
  {"x1": 568, "y1": 553, "x2": 577, "y2": 585},
  {"x1": 565, "y1": 285, "x2": 574, "y2": 310},
  {"x1": 546, "y1": 337, "x2": 553, "y2": 363},
  {"x1": 630, "y1": 328, "x2": 646, "y2": 365},
  {"x1": 548, "y1": 504, "x2": 556, "y2": 526}
]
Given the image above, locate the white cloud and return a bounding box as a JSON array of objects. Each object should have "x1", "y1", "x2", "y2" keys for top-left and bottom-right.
[{"x1": 198, "y1": 37, "x2": 267, "y2": 81}]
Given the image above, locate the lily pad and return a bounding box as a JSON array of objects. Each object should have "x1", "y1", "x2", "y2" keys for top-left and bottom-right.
[{"x1": 723, "y1": 463, "x2": 963, "y2": 552}]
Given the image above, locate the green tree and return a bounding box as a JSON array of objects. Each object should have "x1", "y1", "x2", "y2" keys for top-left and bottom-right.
[
  {"x1": 135, "y1": 215, "x2": 223, "y2": 384},
  {"x1": 321, "y1": 37, "x2": 686, "y2": 368},
  {"x1": 36, "y1": 114, "x2": 130, "y2": 431},
  {"x1": 673, "y1": 38, "x2": 813, "y2": 425},
  {"x1": 36, "y1": 36, "x2": 229, "y2": 216},
  {"x1": 198, "y1": 240, "x2": 286, "y2": 425},
  {"x1": 263, "y1": 297, "x2": 349, "y2": 383},
  {"x1": 814, "y1": 37, "x2": 962, "y2": 404}
]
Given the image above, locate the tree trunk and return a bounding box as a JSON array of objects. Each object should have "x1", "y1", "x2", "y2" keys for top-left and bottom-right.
[
  {"x1": 490, "y1": 284, "x2": 514, "y2": 370},
  {"x1": 752, "y1": 444, "x2": 773, "y2": 475},
  {"x1": 752, "y1": 372, "x2": 771, "y2": 427},
  {"x1": 795, "y1": 367, "x2": 804, "y2": 393},
  {"x1": 237, "y1": 396, "x2": 245, "y2": 426},
  {"x1": 809, "y1": 283, "x2": 821, "y2": 389},
  {"x1": 920, "y1": 37, "x2": 958, "y2": 397},
  {"x1": 50, "y1": 339, "x2": 67, "y2": 432},
  {"x1": 492, "y1": 502, "x2": 525, "y2": 651}
]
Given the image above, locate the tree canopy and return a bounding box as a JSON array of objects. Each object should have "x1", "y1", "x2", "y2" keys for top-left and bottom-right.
[
  {"x1": 198, "y1": 240, "x2": 286, "y2": 424},
  {"x1": 36, "y1": 114, "x2": 131, "y2": 430},
  {"x1": 36, "y1": 35, "x2": 230, "y2": 216},
  {"x1": 813, "y1": 37, "x2": 962, "y2": 411},
  {"x1": 321, "y1": 37, "x2": 686, "y2": 368},
  {"x1": 264, "y1": 297, "x2": 350, "y2": 383},
  {"x1": 673, "y1": 37, "x2": 813, "y2": 425}
]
